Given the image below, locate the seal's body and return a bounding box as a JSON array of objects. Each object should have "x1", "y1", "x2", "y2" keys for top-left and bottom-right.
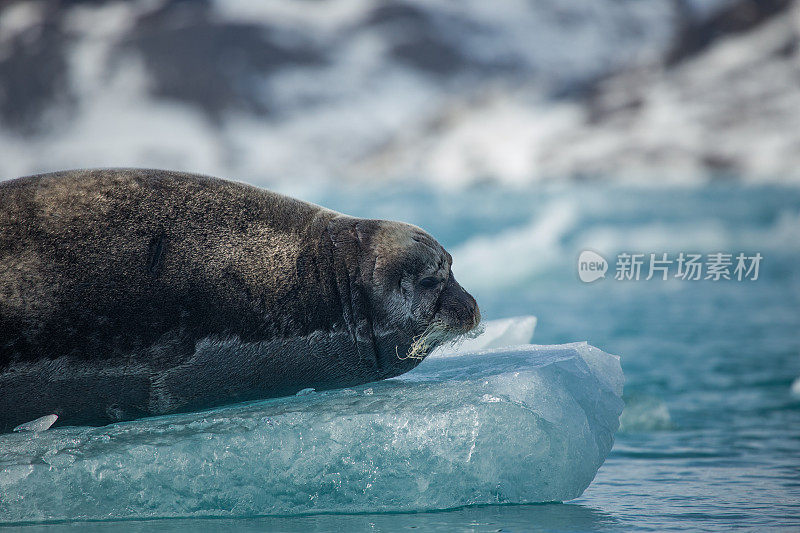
[{"x1": 0, "y1": 169, "x2": 479, "y2": 431}]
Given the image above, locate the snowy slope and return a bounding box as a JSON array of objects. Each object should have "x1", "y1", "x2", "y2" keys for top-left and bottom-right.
[{"x1": 0, "y1": 0, "x2": 796, "y2": 185}]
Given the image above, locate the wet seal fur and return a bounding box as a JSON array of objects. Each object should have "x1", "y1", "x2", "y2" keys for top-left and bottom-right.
[{"x1": 0, "y1": 169, "x2": 480, "y2": 431}]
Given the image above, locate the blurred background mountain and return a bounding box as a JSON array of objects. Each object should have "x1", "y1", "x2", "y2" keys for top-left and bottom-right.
[{"x1": 0, "y1": 0, "x2": 798, "y2": 186}]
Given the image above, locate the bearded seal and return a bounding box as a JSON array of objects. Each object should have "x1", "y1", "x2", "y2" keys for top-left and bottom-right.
[{"x1": 0, "y1": 169, "x2": 480, "y2": 431}]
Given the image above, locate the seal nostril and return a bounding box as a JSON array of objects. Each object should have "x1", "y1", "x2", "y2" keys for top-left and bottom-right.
[{"x1": 452, "y1": 299, "x2": 480, "y2": 332}]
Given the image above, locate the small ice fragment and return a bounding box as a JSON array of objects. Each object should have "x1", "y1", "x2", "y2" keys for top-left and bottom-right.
[
  {"x1": 13, "y1": 414, "x2": 58, "y2": 432},
  {"x1": 430, "y1": 315, "x2": 537, "y2": 357},
  {"x1": 296, "y1": 388, "x2": 315, "y2": 396},
  {"x1": 363, "y1": 388, "x2": 374, "y2": 396},
  {"x1": 619, "y1": 394, "x2": 673, "y2": 432},
  {"x1": 791, "y1": 377, "x2": 800, "y2": 397}
]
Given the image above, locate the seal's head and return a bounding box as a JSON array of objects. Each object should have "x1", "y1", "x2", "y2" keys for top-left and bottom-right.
[{"x1": 335, "y1": 218, "x2": 480, "y2": 368}]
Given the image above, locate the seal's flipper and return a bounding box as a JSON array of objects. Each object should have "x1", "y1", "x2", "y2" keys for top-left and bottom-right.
[{"x1": 13, "y1": 414, "x2": 58, "y2": 432}]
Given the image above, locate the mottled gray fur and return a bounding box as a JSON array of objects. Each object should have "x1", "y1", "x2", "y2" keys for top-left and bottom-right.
[{"x1": 0, "y1": 169, "x2": 479, "y2": 431}]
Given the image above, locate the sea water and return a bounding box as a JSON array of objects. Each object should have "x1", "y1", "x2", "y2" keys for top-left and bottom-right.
[{"x1": 2, "y1": 184, "x2": 799, "y2": 531}]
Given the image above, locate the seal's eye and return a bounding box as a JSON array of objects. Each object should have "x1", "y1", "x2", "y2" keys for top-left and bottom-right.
[{"x1": 419, "y1": 276, "x2": 440, "y2": 289}]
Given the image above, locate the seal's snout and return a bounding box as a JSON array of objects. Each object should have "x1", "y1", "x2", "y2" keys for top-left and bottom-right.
[
  {"x1": 437, "y1": 275, "x2": 480, "y2": 333},
  {"x1": 469, "y1": 298, "x2": 481, "y2": 330}
]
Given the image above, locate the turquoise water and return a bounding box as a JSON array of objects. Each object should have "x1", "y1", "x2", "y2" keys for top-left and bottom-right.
[{"x1": 3, "y1": 184, "x2": 800, "y2": 531}]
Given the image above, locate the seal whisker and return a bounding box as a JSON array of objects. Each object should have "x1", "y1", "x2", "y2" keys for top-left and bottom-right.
[{"x1": 397, "y1": 320, "x2": 466, "y2": 360}]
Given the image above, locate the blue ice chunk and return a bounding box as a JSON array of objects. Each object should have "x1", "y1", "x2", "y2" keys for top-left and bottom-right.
[
  {"x1": 430, "y1": 315, "x2": 537, "y2": 357},
  {"x1": 0, "y1": 342, "x2": 623, "y2": 523},
  {"x1": 12, "y1": 414, "x2": 58, "y2": 432}
]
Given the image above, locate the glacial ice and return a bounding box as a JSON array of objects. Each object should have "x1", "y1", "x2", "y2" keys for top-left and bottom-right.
[
  {"x1": 12, "y1": 414, "x2": 58, "y2": 433},
  {"x1": 618, "y1": 395, "x2": 673, "y2": 433},
  {"x1": 430, "y1": 315, "x2": 537, "y2": 357},
  {"x1": 0, "y1": 341, "x2": 623, "y2": 524},
  {"x1": 791, "y1": 376, "x2": 800, "y2": 397}
]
